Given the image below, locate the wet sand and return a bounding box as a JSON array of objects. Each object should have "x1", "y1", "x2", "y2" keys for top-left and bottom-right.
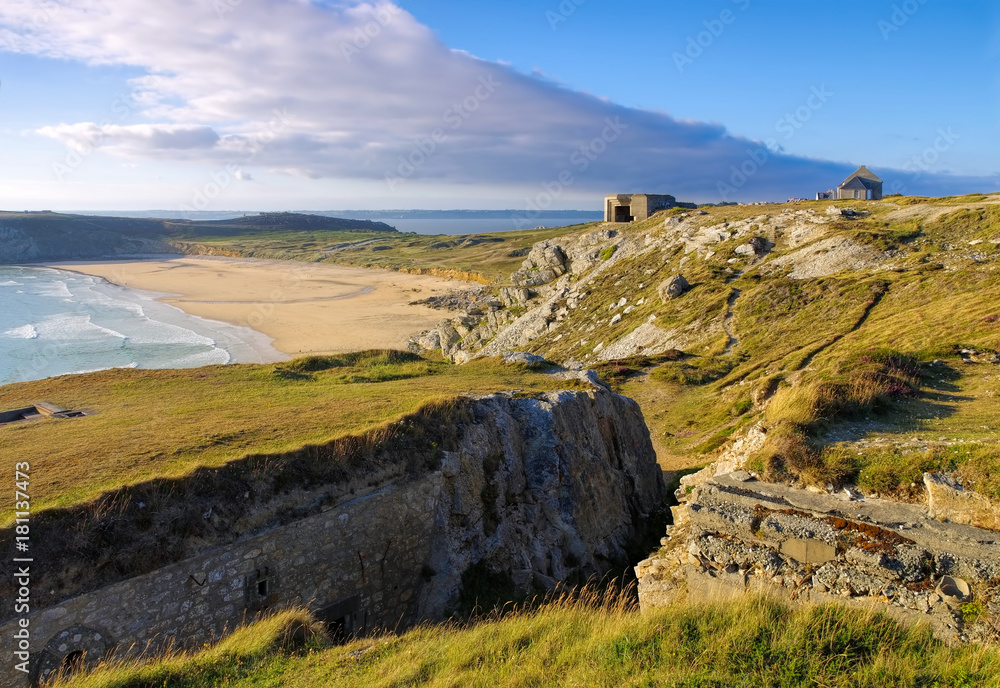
[{"x1": 47, "y1": 256, "x2": 471, "y2": 356}]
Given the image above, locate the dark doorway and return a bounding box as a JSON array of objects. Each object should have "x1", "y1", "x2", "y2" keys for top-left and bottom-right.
[
  {"x1": 62, "y1": 650, "x2": 85, "y2": 675},
  {"x1": 317, "y1": 595, "x2": 361, "y2": 644},
  {"x1": 614, "y1": 205, "x2": 633, "y2": 222}
]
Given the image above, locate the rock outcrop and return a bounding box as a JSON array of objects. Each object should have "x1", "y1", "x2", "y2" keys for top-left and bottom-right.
[
  {"x1": 637, "y1": 473, "x2": 1000, "y2": 642},
  {"x1": 420, "y1": 389, "x2": 665, "y2": 615}
]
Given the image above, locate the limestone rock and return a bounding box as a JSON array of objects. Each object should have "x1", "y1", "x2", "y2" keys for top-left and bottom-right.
[
  {"x1": 501, "y1": 351, "x2": 547, "y2": 367},
  {"x1": 658, "y1": 275, "x2": 690, "y2": 302},
  {"x1": 419, "y1": 389, "x2": 666, "y2": 616},
  {"x1": 437, "y1": 321, "x2": 462, "y2": 357},
  {"x1": 924, "y1": 472, "x2": 1000, "y2": 530},
  {"x1": 499, "y1": 286, "x2": 533, "y2": 307},
  {"x1": 511, "y1": 241, "x2": 569, "y2": 287},
  {"x1": 734, "y1": 236, "x2": 771, "y2": 258}
]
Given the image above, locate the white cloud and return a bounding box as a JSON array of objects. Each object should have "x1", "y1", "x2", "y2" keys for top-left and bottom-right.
[{"x1": 1, "y1": 1, "x2": 995, "y2": 203}]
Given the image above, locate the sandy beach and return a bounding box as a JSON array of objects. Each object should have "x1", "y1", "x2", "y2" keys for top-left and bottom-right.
[{"x1": 46, "y1": 256, "x2": 474, "y2": 356}]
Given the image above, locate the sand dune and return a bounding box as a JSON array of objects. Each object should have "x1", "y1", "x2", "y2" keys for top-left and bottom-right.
[{"x1": 48, "y1": 256, "x2": 472, "y2": 356}]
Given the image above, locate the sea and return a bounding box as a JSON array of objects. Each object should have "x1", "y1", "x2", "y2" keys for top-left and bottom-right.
[{"x1": 0, "y1": 265, "x2": 284, "y2": 386}]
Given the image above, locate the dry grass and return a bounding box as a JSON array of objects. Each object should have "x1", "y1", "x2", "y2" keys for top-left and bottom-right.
[
  {"x1": 53, "y1": 591, "x2": 1000, "y2": 688},
  {"x1": 0, "y1": 352, "x2": 564, "y2": 520}
]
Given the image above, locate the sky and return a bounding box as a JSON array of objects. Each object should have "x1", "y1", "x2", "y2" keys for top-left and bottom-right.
[{"x1": 0, "y1": 0, "x2": 999, "y2": 212}]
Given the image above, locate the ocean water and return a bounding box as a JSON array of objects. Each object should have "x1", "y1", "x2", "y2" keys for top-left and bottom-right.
[{"x1": 0, "y1": 266, "x2": 284, "y2": 385}]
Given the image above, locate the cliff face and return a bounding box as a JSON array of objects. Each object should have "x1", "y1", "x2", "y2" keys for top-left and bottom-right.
[
  {"x1": 421, "y1": 390, "x2": 665, "y2": 616},
  {"x1": 0, "y1": 388, "x2": 664, "y2": 686},
  {"x1": 0, "y1": 222, "x2": 179, "y2": 263}
]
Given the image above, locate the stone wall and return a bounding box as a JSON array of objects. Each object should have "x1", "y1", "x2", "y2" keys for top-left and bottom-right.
[
  {"x1": 5, "y1": 476, "x2": 440, "y2": 687},
  {"x1": 636, "y1": 473, "x2": 1000, "y2": 643},
  {"x1": 2, "y1": 388, "x2": 664, "y2": 687}
]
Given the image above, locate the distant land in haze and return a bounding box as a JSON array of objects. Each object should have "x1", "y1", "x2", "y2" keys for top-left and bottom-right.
[
  {"x1": 0, "y1": 211, "x2": 398, "y2": 264},
  {"x1": 65, "y1": 209, "x2": 605, "y2": 222}
]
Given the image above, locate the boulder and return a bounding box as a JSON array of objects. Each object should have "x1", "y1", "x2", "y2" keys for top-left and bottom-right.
[
  {"x1": 502, "y1": 351, "x2": 547, "y2": 367},
  {"x1": 735, "y1": 236, "x2": 771, "y2": 258},
  {"x1": 658, "y1": 275, "x2": 690, "y2": 302},
  {"x1": 499, "y1": 286, "x2": 533, "y2": 307},
  {"x1": 417, "y1": 329, "x2": 441, "y2": 351},
  {"x1": 511, "y1": 241, "x2": 569, "y2": 287},
  {"x1": 924, "y1": 472, "x2": 1000, "y2": 530},
  {"x1": 437, "y1": 321, "x2": 462, "y2": 356}
]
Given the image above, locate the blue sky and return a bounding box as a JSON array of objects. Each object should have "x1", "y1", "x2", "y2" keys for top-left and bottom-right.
[{"x1": 1, "y1": 0, "x2": 998, "y2": 211}]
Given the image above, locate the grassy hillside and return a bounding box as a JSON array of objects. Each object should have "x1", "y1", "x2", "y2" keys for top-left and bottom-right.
[
  {"x1": 0, "y1": 352, "x2": 565, "y2": 520},
  {"x1": 178, "y1": 223, "x2": 597, "y2": 282},
  {"x1": 53, "y1": 593, "x2": 1000, "y2": 688},
  {"x1": 0, "y1": 211, "x2": 397, "y2": 264},
  {"x1": 355, "y1": 194, "x2": 998, "y2": 501}
]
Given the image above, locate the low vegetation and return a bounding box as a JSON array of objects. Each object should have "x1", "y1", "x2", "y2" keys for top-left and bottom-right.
[
  {"x1": 53, "y1": 592, "x2": 1000, "y2": 688},
  {"x1": 0, "y1": 351, "x2": 565, "y2": 520}
]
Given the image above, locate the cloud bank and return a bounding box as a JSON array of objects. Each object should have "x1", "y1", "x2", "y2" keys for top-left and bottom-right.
[{"x1": 2, "y1": 0, "x2": 995, "y2": 203}]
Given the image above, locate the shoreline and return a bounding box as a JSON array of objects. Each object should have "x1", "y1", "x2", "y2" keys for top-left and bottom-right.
[{"x1": 38, "y1": 256, "x2": 477, "y2": 357}]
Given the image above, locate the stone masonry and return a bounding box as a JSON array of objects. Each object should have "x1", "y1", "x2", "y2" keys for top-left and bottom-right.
[{"x1": 1, "y1": 388, "x2": 664, "y2": 687}]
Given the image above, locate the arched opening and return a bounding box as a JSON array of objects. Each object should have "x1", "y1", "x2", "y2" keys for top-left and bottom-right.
[{"x1": 62, "y1": 650, "x2": 85, "y2": 675}]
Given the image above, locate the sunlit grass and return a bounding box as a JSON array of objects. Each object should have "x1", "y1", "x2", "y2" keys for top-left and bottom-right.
[{"x1": 54, "y1": 592, "x2": 1000, "y2": 688}]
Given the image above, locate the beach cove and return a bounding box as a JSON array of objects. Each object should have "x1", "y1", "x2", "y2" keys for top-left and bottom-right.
[{"x1": 45, "y1": 256, "x2": 474, "y2": 357}]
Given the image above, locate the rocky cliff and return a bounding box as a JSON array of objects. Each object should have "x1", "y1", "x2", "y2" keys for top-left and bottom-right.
[
  {"x1": 0, "y1": 387, "x2": 665, "y2": 632},
  {"x1": 0, "y1": 219, "x2": 179, "y2": 263},
  {"x1": 419, "y1": 389, "x2": 665, "y2": 616},
  {"x1": 636, "y1": 461, "x2": 1000, "y2": 644}
]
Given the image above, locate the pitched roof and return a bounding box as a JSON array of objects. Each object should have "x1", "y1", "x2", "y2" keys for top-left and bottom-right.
[
  {"x1": 840, "y1": 165, "x2": 882, "y2": 187},
  {"x1": 840, "y1": 176, "x2": 879, "y2": 191}
]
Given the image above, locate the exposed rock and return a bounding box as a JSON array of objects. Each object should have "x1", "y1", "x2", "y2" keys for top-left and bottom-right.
[
  {"x1": 638, "y1": 474, "x2": 1000, "y2": 641},
  {"x1": 417, "y1": 329, "x2": 441, "y2": 351},
  {"x1": 499, "y1": 286, "x2": 534, "y2": 307},
  {"x1": 610, "y1": 314, "x2": 622, "y2": 326},
  {"x1": 960, "y1": 349, "x2": 1000, "y2": 364},
  {"x1": 658, "y1": 275, "x2": 690, "y2": 302},
  {"x1": 501, "y1": 351, "x2": 547, "y2": 366},
  {"x1": 511, "y1": 241, "x2": 569, "y2": 287},
  {"x1": 925, "y1": 472, "x2": 1000, "y2": 531},
  {"x1": 766, "y1": 237, "x2": 883, "y2": 279},
  {"x1": 437, "y1": 320, "x2": 462, "y2": 357},
  {"x1": 734, "y1": 236, "x2": 771, "y2": 258},
  {"x1": 421, "y1": 389, "x2": 666, "y2": 614}
]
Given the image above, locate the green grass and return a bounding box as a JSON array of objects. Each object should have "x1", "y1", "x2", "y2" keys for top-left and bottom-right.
[
  {"x1": 176, "y1": 224, "x2": 600, "y2": 283},
  {"x1": 54, "y1": 593, "x2": 1000, "y2": 688},
  {"x1": 0, "y1": 352, "x2": 566, "y2": 520}
]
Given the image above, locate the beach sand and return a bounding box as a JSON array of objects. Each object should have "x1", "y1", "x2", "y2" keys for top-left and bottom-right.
[{"x1": 47, "y1": 256, "x2": 474, "y2": 356}]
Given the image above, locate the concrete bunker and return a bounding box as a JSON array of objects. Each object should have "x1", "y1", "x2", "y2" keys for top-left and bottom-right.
[
  {"x1": 0, "y1": 401, "x2": 90, "y2": 426},
  {"x1": 604, "y1": 194, "x2": 682, "y2": 223}
]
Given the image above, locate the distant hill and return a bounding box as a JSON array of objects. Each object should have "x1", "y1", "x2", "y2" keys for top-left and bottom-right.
[{"x1": 0, "y1": 211, "x2": 397, "y2": 263}]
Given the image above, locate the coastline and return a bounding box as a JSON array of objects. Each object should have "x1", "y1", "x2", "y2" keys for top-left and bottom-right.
[{"x1": 40, "y1": 256, "x2": 477, "y2": 356}]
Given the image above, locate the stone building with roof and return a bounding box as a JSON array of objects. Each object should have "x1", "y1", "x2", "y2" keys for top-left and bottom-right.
[{"x1": 816, "y1": 166, "x2": 884, "y2": 201}]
